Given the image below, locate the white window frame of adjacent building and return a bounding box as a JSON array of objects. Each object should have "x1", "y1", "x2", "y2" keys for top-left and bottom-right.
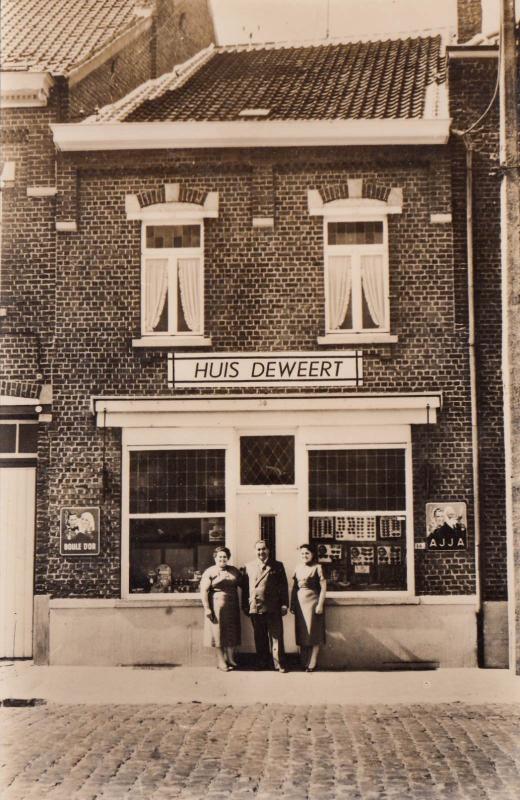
[{"x1": 126, "y1": 189, "x2": 218, "y2": 347}]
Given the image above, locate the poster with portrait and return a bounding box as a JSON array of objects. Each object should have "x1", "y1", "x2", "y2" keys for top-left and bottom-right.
[
  {"x1": 426, "y1": 502, "x2": 467, "y2": 550},
  {"x1": 60, "y1": 507, "x2": 100, "y2": 556}
]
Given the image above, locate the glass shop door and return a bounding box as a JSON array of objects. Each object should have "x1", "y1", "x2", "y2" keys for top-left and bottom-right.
[{"x1": 235, "y1": 489, "x2": 299, "y2": 653}]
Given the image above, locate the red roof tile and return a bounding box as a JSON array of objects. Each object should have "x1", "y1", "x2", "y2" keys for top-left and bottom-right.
[
  {"x1": 1, "y1": 0, "x2": 150, "y2": 75},
  {"x1": 103, "y1": 36, "x2": 446, "y2": 123}
]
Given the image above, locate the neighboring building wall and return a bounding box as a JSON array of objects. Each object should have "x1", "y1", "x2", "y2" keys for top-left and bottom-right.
[
  {"x1": 153, "y1": 0, "x2": 215, "y2": 77},
  {"x1": 67, "y1": 2, "x2": 215, "y2": 121},
  {"x1": 1, "y1": 5, "x2": 216, "y2": 602},
  {"x1": 0, "y1": 91, "x2": 60, "y2": 377},
  {"x1": 449, "y1": 55, "x2": 507, "y2": 603},
  {"x1": 457, "y1": 0, "x2": 483, "y2": 43},
  {"x1": 68, "y1": 29, "x2": 155, "y2": 121},
  {"x1": 32, "y1": 144, "x2": 476, "y2": 599}
]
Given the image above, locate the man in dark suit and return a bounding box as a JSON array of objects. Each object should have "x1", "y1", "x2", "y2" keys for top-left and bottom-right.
[{"x1": 242, "y1": 540, "x2": 289, "y2": 672}]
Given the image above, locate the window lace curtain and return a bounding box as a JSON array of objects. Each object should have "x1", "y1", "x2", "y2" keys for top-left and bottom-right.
[
  {"x1": 144, "y1": 259, "x2": 168, "y2": 332},
  {"x1": 328, "y1": 255, "x2": 352, "y2": 330},
  {"x1": 361, "y1": 255, "x2": 385, "y2": 327},
  {"x1": 178, "y1": 258, "x2": 202, "y2": 333}
]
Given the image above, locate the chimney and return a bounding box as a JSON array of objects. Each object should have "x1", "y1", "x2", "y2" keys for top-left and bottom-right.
[{"x1": 457, "y1": 0, "x2": 483, "y2": 42}]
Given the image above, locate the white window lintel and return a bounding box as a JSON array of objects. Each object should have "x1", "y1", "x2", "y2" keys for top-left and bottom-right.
[
  {"x1": 308, "y1": 187, "x2": 403, "y2": 217},
  {"x1": 125, "y1": 191, "x2": 219, "y2": 221},
  {"x1": 132, "y1": 335, "x2": 212, "y2": 348}
]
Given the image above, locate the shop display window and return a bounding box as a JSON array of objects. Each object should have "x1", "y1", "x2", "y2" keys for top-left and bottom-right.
[
  {"x1": 130, "y1": 449, "x2": 225, "y2": 513},
  {"x1": 129, "y1": 448, "x2": 225, "y2": 594},
  {"x1": 129, "y1": 517, "x2": 225, "y2": 593},
  {"x1": 309, "y1": 448, "x2": 407, "y2": 591},
  {"x1": 240, "y1": 435, "x2": 295, "y2": 485}
]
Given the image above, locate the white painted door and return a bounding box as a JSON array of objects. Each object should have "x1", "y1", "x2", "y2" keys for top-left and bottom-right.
[
  {"x1": 235, "y1": 490, "x2": 299, "y2": 653},
  {"x1": 0, "y1": 467, "x2": 35, "y2": 658}
]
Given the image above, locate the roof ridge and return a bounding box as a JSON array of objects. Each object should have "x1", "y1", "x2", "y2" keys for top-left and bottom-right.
[
  {"x1": 1, "y1": 0, "x2": 153, "y2": 75},
  {"x1": 215, "y1": 29, "x2": 451, "y2": 53},
  {"x1": 84, "y1": 44, "x2": 216, "y2": 123}
]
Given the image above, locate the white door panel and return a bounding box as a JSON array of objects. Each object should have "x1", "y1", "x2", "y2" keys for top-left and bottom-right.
[
  {"x1": 236, "y1": 491, "x2": 298, "y2": 653},
  {"x1": 0, "y1": 468, "x2": 35, "y2": 658}
]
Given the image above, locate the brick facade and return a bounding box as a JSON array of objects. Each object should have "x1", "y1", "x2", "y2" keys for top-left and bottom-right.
[
  {"x1": 0, "y1": 9, "x2": 511, "y2": 670},
  {"x1": 448, "y1": 55, "x2": 507, "y2": 602},
  {"x1": 24, "y1": 143, "x2": 477, "y2": 598}
]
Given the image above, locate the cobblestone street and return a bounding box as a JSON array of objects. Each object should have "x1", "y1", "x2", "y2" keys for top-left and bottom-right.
[{"x1": 2, "y1": 702, "x2": 520, "y2": 800}]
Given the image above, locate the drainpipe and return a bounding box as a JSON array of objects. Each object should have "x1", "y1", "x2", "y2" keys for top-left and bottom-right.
[
  {"x1": 464, "y1": 144, "x2": 484, "y2": 665},
  {"x1": 499, "y1": 0, "x2": 520, "y2": 675}
]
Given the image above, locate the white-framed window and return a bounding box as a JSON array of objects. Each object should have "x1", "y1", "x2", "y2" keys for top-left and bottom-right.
[
  {"x1": 128, "y1": 446, "x2": 226, "y2": 595},
  {"x1": 324, "y1": 216, "x2": 389, "y2": 334},
  {"x1": 141, "y1": 221, "x2": 204, "y2": 337},
  {"x1": 126, "y1": 187, "x2": 218, "y2": 347},
  {"x1": 0, "y1": 421, "x2": 38, "y2": 457},
  {"x1": 308, "y1": 444, "x2": 410, "y2": 593}
]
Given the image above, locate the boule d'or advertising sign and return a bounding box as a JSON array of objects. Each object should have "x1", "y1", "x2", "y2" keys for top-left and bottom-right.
[
  {"x1": 60, "y1": 507, "x2": 101, "y2": 556},
  {"x1": 167, "y1": 351, "x2": 363, "y2": 389}
]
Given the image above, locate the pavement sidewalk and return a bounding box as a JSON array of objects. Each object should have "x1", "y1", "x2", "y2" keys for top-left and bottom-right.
[{"x1": 1, "y1": 661, "x2": 519, "y2": 706}]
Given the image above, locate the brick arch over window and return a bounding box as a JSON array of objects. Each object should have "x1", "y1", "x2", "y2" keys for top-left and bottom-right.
[
  {"x1": 136, "y1": 183, "x2": 209, "y2": 209},
  {"x1": 308, "y1": 180, "x2": 402, "y2": 217},
  {"x1": 125, "y1": 184, "x2": 219, "y2": 220},
  {"x1": 319, "y1": 179, "x2": 393, "y2": 204}
]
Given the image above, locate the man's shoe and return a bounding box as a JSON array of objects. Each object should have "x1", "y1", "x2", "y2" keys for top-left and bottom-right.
[{"x1": 275, "y1": 666, "x2": 288, "y2": 673}]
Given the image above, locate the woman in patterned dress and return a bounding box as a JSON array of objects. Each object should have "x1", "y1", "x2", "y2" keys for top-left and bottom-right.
[
  {"x1": 290, "y1": 543, "x2": 327, "y2": 671},
  {"x1": 200, "y1": 546, "x2": 242, "y2": 671}
]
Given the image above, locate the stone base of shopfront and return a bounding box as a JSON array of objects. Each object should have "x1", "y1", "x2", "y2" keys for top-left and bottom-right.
[
  {"x1": 40, "y1": 597, "x2": 479, "y2": 669},
  {"x1": 482, "y1": 600, "x2": 509, "y2": 668}
]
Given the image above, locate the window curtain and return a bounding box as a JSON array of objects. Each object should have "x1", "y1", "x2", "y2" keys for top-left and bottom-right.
[
  {"x1": 178, "y1": 258, "x2": 202, "y2": 333},
  {"x1": 361, "y1": 255, "x2": 385, "y2": 327},
  {"x1": 144, "y1": 259, "x2": 168, "y2": 332},
  {"x1": 328, "y1": 255, "x2": 352, "y2": 330}
]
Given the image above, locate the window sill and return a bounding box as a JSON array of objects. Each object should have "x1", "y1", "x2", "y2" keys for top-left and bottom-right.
[
  {"x1": 49, "y1": 594, "x2": 477, "y2": 609},
  {"x1": 132, "y1": 336, "x2": 212, "y2": 348},
  {"x1": 318, "y1": 333, "x2": 398, "y2": 345}
]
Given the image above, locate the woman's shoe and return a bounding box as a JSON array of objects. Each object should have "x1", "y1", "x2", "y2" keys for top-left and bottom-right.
[
  {"x1": 306, "y1": 666, "x2": 317, "y2": 672},
  {"x1": 217, "y1": 664, "x2": 232, "y2": 672}
]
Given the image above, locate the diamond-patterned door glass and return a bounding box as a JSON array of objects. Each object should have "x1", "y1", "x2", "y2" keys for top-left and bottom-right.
[{"x1": 240, "y1": 436, "x2": 295, "y2": 485}]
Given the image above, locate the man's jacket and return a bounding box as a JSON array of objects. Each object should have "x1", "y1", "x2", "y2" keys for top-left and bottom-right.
[{"x1": 242, "y1": 559, "x2": 289, "y2": 615}]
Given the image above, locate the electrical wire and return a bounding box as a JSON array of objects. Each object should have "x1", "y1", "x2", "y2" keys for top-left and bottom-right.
[{"x1": 452, "y1": 46, "x2": 501, "y2": 137}]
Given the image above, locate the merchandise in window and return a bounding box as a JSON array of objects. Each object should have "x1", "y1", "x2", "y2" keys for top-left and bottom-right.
[
  {"x1": 129, "y1": 448, "x2": 225, "y2": 594},
  {"x1": 325, "y1": 218, "x2": 389, "y2": 333},
  {"x1": 308, "y1": 448, "x2": 407, "y2": 591},
  {"x1": 142, "y1": 222, "x2": 203, "y2": 336}
]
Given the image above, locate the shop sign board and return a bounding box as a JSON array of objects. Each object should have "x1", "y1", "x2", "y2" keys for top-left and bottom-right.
[
  {"x1": 425, "y1": 502, "x2": 467, "y2": 550},
  {"x1": 60, "y1": 507, "x2": 100, "y2": 556},
  {"x1": 168, "y1": 350, "x2": 362, "y2": 388}
]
